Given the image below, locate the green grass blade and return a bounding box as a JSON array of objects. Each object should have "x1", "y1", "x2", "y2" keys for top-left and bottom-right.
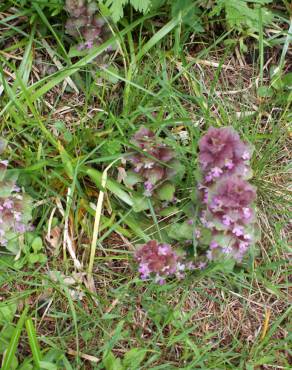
[
  {"x1": 86, "y1": 168, "x2": 133, "y2": 206},
  {"x1": 28, "y1": 17, "x2": 149, "y2": 103},
  {"x1": 33, "y1": 3, "x2": 68, "y2": 59},
  {"x1": 136, "y1": 17, "x2": 180, "y2": 61},
  {"x1": 25, "y1": 318, "x2": 42, "y2": 368},
  {"x1": 2, "y1": 306, "x2": 29, "y2": 370}
]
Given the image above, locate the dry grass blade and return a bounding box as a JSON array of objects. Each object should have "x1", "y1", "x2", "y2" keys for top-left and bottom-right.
[
  {"x1": 56, "y1": 194, "x2": 82, "y2": 270},
  {"x1": 87, "y1": 159, "x2": 120, "y2": 279}
]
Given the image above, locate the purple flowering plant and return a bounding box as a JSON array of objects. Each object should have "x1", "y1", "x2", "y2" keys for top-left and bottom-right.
[
  {"x1": 124, "y1": 127, "x2": 184, "y2": 204},
  {"x1": 132, "y1": 126, "x2": 258, "y2": 283},
  {"x1": 135, "y1": 240, "x2": 195, "y2": 284},
  {"x1": 65, "y1": 0, "x2": 112, "y2": 51},
  {"x1": 0, "y1": 139, "x2": 32, "y2": 255},
  {"x1": 197, "y1": 126, "x2": 258, "y2": 262}
]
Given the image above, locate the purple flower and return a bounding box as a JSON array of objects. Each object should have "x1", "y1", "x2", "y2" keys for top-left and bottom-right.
[
  {"x1": 135, "y1": 240, "x2": 193, "y2": 283},
  {"x1": 211, "y1": 167, "x2": 223, "y2": 178},
  {"x1": 211, "y1": 177, "x2": 256, "y2": 213},
  {"x1": 224, "y1": 159, "x2": 234, "y2": 169},
  {"x1": 222, "y1": 214, "x2": 232, "y2": 226},
  {"x1": 199, "y1": 126, "x2": 252, "y2": 179},
  {"x1": 210, "y1": 241, "x2": 218, "y2": 249},
  {"x1": 13, "y1": 212, "x2": 22, "y2": 222},
  {"x1": 138, "y1": 263, "x2": 151, "y2": 279},
  {"x1": 243, "y1": 207, "x2": 251, "y2": 219},
  {"x1": 242, "y1": 151, "x2": 250, "y2": 160},
  {"x1": 15, "y1": 223, "x2": 26, "y2": 233},
  {"x1": 222, "y1": 245, "x2": 232, "y2": 254},
  {"x1": 158, "y1": 245, "x2": 170, "y2": 255},
  {"x1": 3, "y1": 199, "x2": 13, "y2": 209},
  {"x1": 0, "y1": 137, "x2": 33, "y2": 250},
  {"x1": 198, "y1": 128, "x2": 257, "y2": 263},
  {"x1": 127, "y1": 127, "x2": 177, "y2": 195},
  {"x1": 135, "y1": 240, "x2": 179, "y2": 277},
  {"x1": 232, "y1": 225, "x2": 244, "y2": 237},
  {"x1": 65, "y1": 0, "x2": 111, "y2": 52}
]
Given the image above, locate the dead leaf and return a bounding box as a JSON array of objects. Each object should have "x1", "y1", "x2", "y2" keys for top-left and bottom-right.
[{"x1": 46, "y1": 225, "x2": 62, "y2": 250}]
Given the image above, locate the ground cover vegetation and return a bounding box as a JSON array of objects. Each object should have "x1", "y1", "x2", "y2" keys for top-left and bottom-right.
[{"x1": 0, "y1": 0, "x2": 291, "y2": 368}]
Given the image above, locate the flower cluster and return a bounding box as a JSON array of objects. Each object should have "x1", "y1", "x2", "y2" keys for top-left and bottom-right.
[
  {"x1": 198, "y1": 127, "x2": 257, "y2": 262},
  {"x1": 0, "y1": 139, "x2": 32, "y2": 253},
  {"x1": 135, "y1": 240, "x2": 192, "y2": 284},
  {"x1": 127, "y1": 127, "x2": 176, "y2": 196},
  {"x1": 65, "y1": 0, "x2": 111, "y2": 50}
]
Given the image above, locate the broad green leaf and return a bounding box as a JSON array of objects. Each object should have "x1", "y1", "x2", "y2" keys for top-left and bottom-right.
[
  {"x1": 257, "y1": 86, "x2": 273, "y2": 98},
  {"x1": 167, "y1": 221, "x2": 193, "y2": 241},
  {"x1": 156, "y1": 182, "x2": 175, "y2": 201},
  {"x1": 123, "y1": 348, "x2": 147, "y2": 369},
  {"x1": 28, "y1": 254, "x2": 40, "y2": 264},
  {"x1": 132, "y1": 194, "x2": 149, "y2": 212},
  {"x1": 124, "y1": 171, "x2": 143, "y2": 189},
  {"x1": 31, "y1": 237, "x2": 43, "y2": 252},
  {"x1": 103, "y1": 351, "x2": 124, "y2": 370},
  {"x1": 0, "y1": 302, "x2": 17, "y2": 324}
]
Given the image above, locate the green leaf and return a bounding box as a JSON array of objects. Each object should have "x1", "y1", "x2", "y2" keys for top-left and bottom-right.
[
  {"x1": 104, "y1": 0, "x2": 151, "y2": 21},
  {"x1": 281, "y1": 72, "x2": 292, "y2": 90},
  {"x1": 123, "y1": 348, "x2": 147, "y2": 369},
  {"x1": 171, "y1": 0, "x2": 203, "y2": 31},
  {"x1": 167, "y1": 221, "x2": 193, "y2": 241},
  {"x1": 257, "y1": 86, "x2": 273, "y2": 98},
  {"x1": 156, "y1": 182, "x2": 175, "y2": 201},
  {"x1": 0, "y1": 302, "x2": 17, "y2": 324},
  {"x1": 132, "y1": 194, "x2": 149, "y2": 212},
  {"x1": 38, "y1": 361, "x2": 58, "y2": 370},
  {"x1": 37, "y1": 253, "x2": 47, "y2": 263},
  {"x1": 212, "y1": 0, "x2": 273, "y2": 33},
  {"x1": 213, "y1": 258, "x2": 235, "y2": 273},
  {"x1": 169, "y1": 160, "x2": 185, "y2": 184},
  {"x1": 159, "y1": 205, "x2": 179, "y2": 217},
  {"x1": 130, "y1": 0, "x2": 151, "y2": 13},
  {"x1": 105, "y1": 0, "x2": 128, "y2": 22},
  {"x1": 103, "y1": 351, "x2": 124, "y2": 370},
  {"x1": 31, "y1": 237, "x2": 43, "y2": 252},
  {"x1": 124, "y1": 171, "x2": 143, "y2": 189},
  {"x1": 28, "y1": 254, "x2": 40, "y2": 264},
  {"x1": 99, "y1": 66, "x2": 120, "y2": 84}
]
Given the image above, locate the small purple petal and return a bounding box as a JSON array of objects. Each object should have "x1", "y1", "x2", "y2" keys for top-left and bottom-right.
[
  {"x1": 232, "y1": 225, "x2": 244, "y2": 237},
  {"x1": 222, "y1": 215, "x2": 232, "y2": 226},
  {"x1": 224, "y1": 159, "x2": 234, "y2": 169},
  {"x1": 210, "y1": 241, "x2": 218, "y2": 249},
  {"x1": 242, "y1": 151, "x2": 250, "y2": 160},
  {"x1": 3, "y1": 199, "x2": 13, "y2": 209},
  {"x1": 222, "y1": 245, "x2": 232, "y2": 254},
  {"x1": 211, "y1": 167, "x2": 223, "y2": 178},
  {"x1": 243, "y1": 207, "x2": 251, "y2": 219}
]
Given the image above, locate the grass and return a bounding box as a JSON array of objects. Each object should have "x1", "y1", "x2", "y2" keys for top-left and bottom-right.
[{"x1": 0, "y1": 2, "x2": 291, "y2": 369}]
